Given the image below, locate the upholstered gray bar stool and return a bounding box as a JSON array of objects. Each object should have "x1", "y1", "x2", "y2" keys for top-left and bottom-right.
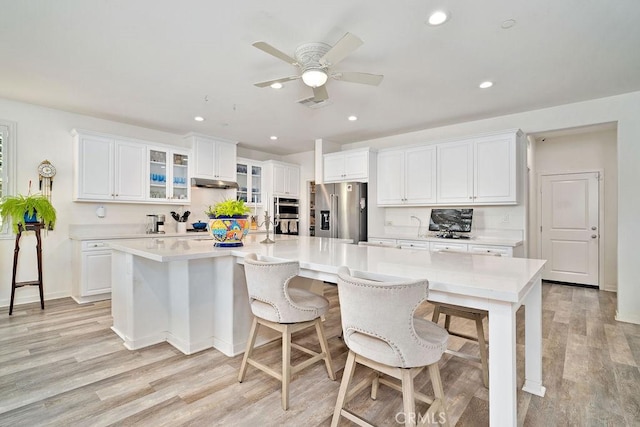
[
  {"x1": 332, "y1": 267, "x2": 450, "y2": 427},
  {"x1": 238, "y1": 253, "x2": 336, "y2": 410}
]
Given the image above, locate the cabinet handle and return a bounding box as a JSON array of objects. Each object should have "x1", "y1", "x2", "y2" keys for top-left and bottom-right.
[{"x1": 469, "y1": 196, "x2": 472, "y2": 199}]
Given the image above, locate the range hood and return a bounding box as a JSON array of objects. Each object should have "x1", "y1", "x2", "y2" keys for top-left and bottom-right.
[{"x1": 190, "y1": 177, "x2": 239, "y2": 189}]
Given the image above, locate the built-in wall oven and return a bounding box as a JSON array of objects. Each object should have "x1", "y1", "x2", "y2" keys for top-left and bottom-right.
[{"x1": 274, "y1": 197, "x2": 299, "y2": 235}]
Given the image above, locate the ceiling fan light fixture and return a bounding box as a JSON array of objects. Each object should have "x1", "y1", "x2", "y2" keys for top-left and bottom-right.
[
  {"x1": 301, "y1": 68, "x2": 328, "y2": 88},
  {"x1": 479, "y1": 81, "x2": 494, "y2": 89},
  {"x1": 194, "y1": 116, "x2": 205, "y2": 122}
]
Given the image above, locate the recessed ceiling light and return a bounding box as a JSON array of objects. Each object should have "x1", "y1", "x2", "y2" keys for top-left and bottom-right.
[
  {"x1": 194, "y1": 116, "x2": 205, "y2": 122},
  {"x1": 428, "y1": 10, "x2": 449, "y2": 26},
  {"x1": 348, "y1": 115, "x2": 358, "y2": 121},
  {"x1": 501, "y1": 19, "x2": 516, "y2": 29},
  {"x1": 270, "y1": 136, "x2": 278, "y2": 140},
  {"x1": 479, "y1": 81, "x2": 493, "y2": 89},
  {"x1": 270, "y1": 82, "x2": 283, "y2": 89}
]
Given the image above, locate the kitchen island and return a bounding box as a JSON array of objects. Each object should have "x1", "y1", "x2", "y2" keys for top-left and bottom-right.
[{"x1": 109, "y1": 234, "x2": 546, "y2": 426}]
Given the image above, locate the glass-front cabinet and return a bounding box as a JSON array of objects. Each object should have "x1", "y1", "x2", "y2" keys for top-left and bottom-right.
[
  {"x1": 148, "y1": 147, "x2": 190, "y2": 203},
  {"x1": 236, "y1": 157, "x2": 263, "y2": 206}
]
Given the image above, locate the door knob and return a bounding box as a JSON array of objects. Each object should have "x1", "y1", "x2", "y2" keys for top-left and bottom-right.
[
  {"x1": 591, "y1": 226, "x2": 597, "y2": 230},
  {"x1": 591, "y1": 234, "x2": 597, "y2": 238}
]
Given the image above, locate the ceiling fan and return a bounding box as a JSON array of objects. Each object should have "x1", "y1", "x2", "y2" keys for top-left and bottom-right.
[{"x1": 252, "y1": 32, "x2": 384, "y2": 102}]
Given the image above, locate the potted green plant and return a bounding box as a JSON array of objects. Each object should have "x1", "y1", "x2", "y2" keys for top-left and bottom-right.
[
  {"x1": 205, "y1": 199, "x2": 252, "y2": 247},
  {"x1": 0, "y1": 193, "x2": 57, "y2": 233}
]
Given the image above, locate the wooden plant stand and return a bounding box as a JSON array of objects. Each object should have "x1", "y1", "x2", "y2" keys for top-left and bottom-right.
[{"x1": 9, "y1": 222, "x2": 45, "y2": 315}]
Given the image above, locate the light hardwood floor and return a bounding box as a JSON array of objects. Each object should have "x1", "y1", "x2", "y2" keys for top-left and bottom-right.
[{"x1": 1, "y1": 282, "x2": 638, "y2": 426}]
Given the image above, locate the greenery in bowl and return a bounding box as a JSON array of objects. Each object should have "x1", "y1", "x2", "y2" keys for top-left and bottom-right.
[
  {"x1": 0, "y1": 193, "x2": 57, "y2": 233},
  {"x1": 205, "y1": 199, "x2": 251, "y2": 218}
]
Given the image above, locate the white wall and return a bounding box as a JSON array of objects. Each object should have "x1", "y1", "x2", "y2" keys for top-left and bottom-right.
[
  {"x1": 533, "y1": 128, "x2": 617, "y2": 291},
  {"x1": 343, "y1": 91, "x2": 640, "y2": 324}
]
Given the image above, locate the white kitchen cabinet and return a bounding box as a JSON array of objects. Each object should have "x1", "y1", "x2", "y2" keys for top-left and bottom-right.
[
  {"x1": 73, "y1": 130, "x2": 146, "y2": 202},
  {"x1": 72, "y1": 240, "x2": 112, "y2": 303},
  {"x1": 324, "y1": 148, "x2": 370, "y2": 182},
  {"x1": 436, "y1": 131, "x2": 520, "y2": 205},
  {"x1": 265, "y1": 160, "x2": 300, "y2": 198},
  {"x1": 377, "y1": 145, "x2": 436, "y2": 206},
  {"x1": 398, "y1": 240, "x2": 431, "y2": 250},
  {"x1": 148, "y1": 147, "x2": 191, "y2": 203},
  {"x1": 468, "y1": 244, "x2": 512, "y2": 257},
  {"x1": 188, "y1": 134, "x2": 237, "y2": 182},
  {"x1": 237, "y1": 157, "x2": 263, "y2": 206}
]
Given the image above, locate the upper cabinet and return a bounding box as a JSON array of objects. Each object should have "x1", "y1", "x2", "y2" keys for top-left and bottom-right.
[
  {"x1": 236, "y1": 157, "x2": 263, "y2": 206},
  {"x1": 74, "y1": 130, "x2": 146, "y2": 202},
  {"x1": 264, "y1": 160, "x2": 300, "y2": 198},
  {"x1": 187, "y1": 134, "x2": 237, "y2": 182},
  {"x1": 377, "y1": 145, "x2": 436, "y2": 205},
  {"x1": 324, "y1": 148, "x2": 370, "y2": 182},
  {"x1": 73, "y1": 129, "x2": 191, "y2": 204},
  {"x1": 377, "y1": 129, "x2": 524, "y2": 206},
  {"x1": 437, "y1": 132, "x2": 520, "y2": 205},
  {"x1": 148, "y1": 147, "x2": 191, "y2": 202}
]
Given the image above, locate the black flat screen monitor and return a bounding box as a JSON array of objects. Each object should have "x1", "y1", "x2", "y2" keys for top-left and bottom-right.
[{"x1": 428, "y1": 209, "x2": 473, "y2": 233}]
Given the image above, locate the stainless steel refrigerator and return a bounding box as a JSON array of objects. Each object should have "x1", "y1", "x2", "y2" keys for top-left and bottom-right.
[{"x1": 314, "y1": 182, "x2": 367, "y2": 242}]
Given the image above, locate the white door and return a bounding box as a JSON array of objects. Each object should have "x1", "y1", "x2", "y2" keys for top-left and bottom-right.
[{"x1": 540, "y1": 172, "x2": 599, "y2": 286}]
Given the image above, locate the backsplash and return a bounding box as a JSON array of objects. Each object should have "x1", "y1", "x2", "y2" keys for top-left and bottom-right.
[{"x1": 383, "y1": 206, "x2": 525, "y2": 240}]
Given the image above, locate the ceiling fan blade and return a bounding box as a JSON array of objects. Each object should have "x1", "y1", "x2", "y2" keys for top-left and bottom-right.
[
  {"x1": 252, "y1": 42, "x2": 297, "y2": 65},
  {"x1": 254, "y1": 76, "x2": 301, "y2": 88},
  {"x1": 320, "y1": 32, "x2": 363, "y2": 67},
  {"x1": 313, "y1": 85, "x2": 329, "y2": 101},
  {"x1": 333, "y1": 72, "x2": 384, "y2": 86}
]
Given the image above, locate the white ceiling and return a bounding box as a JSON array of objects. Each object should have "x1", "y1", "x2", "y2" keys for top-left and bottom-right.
[{"x1": 1, "y1": 1, "x2": 639, "y2": 155}]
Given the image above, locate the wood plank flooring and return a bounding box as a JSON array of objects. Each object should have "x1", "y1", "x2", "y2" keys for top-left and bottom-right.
[{"x1": 1, "y1": 282, "x2": 638, "y2": 426}]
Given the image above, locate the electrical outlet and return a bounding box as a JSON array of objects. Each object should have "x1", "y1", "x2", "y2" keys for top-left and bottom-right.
[{"x1": 385, "y1": 220, "x2": 393, "y2": 226}]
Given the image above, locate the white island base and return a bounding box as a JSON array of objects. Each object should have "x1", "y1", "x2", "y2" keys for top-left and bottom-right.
[{"x1": 111, "y1": 251, "x2": 260, "y2": 356}]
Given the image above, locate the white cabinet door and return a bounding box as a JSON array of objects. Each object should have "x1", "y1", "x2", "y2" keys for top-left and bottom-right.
[
  {"x1": 82, "y1": 250, "x2": 112, "y2": 295},
  {"x1": 474, "y1": 135, "x2": 516, "y2": 204},
  {"x1": 76, "y1": 134, "x2": 114, "y2": 200},
  {"x1": 193, "y1": 136, "x2": 216, "y2": 178},
  {"x1": 436, "y1": 139, "x2": 474, "y2": 204},
  {"x1": 272, "y1": 163, "x2": 287, "y2": 195},
  {"x1": 323, "y1": 153, "x2": 345, "y2": 182},
  {"x1": 114, "y1": 141, "x2": 146, "y2": 201},
  {"x1": 216, "y1": 141, "x2": 237, "y2": 181},
  {"x1": 287, "y1": 165, "x2": 300, "y2": 197},
  {"x1": 377, "y1": 149, "x2": 405, "y2": 205},
  {"x1": 343, "y1": 150, "x2": 369, "y2": 181},
  {"x1": 405, "y1": 145, "x2": 436, "y2": 204},
  {"x1": 468, "y1": 244, "x2": 512, "y2": 257}
]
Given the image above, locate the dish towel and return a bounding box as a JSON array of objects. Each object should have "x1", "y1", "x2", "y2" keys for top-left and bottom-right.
[
  {"x1": 280, "y1": 219, "x2": 289, "y2": 233},
  {"x1": 289, "y1": 220, "x2": 297, "y2": 234}
]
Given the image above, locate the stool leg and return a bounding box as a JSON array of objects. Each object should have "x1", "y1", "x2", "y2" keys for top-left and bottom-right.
[
  {"x1": 331, "y1": 350, "x2": 357, "y2": 427},
  {"x1": 431, "y1": 305, "x2": 441, "y2": 323},
  {"x1": 428, "y1": 363, "x2": 449, "y2": 427},
  {"x1": 315, "y1": 319, "x2": 335, "y2": 380},
  {"x1": 444, "y1": 314, "x2": 451, "y2": 331},
  {"x1": 401, "y1": 368, "x2": 416, "y2": 427},
  {"x1": 282, "y1": 324, "x2": 292, "y2": 410},
  {"x1": 35, "y1": 228, "x2": 44, "y2": 310},
  {"x1": 238, "y1": 317, "x2": 259, "y2": 382},
  {"x1": 9, "y1": 229, "x2": 22, "y2": 316},
  {"x1": 475, "y1": 314, "x2": 489, "y2": 388}
]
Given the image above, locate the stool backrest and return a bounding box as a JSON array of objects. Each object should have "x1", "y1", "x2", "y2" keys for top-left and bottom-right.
[{"x1": 336, "y1": 267, "x2": 432, "y2": 367}]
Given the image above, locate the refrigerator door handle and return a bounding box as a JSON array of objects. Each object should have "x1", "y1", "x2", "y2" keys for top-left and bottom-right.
[{"x1": 330, "y1": 194, "x2": 338, "y2": 239}]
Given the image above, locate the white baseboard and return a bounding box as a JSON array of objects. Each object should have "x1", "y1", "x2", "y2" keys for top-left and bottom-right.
[
  {"x1": 0, "y1": 290, "x2": 69, "y2": 309},
  {"x1": 615, "y1": 310, "x2": 640, "y2": 325}
]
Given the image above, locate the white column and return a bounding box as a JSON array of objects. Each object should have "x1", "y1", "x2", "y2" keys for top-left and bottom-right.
[
  {"x1": 488, "y1": 300, "x2": 517, "y2": 426},
  {"x1": 522, "y1": 275, "x2": 547, "y2": 397}
]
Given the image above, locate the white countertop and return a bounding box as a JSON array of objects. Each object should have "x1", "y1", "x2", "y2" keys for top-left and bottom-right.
[
  {"x1": 108, "y1": 235, "x2": 545, "y2": 303},
  {"x1": 369, "y1": 233, "x2": 523, "y2": 247}
]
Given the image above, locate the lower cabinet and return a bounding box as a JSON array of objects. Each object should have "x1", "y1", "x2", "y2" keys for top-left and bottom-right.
[
  {"x1": 384, "y1": 238, "x2": 520, "y2": 257},
  {"x1": 72, "y1": 240, "x2": 112, "y2": 303}
]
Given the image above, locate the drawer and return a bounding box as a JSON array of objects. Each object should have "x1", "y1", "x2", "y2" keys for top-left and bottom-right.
[
  {"x1": 429, "y1": 242, "x2": 468, "y2": 252},
  {"x1": 367, "y1": 238, "x2": 398, "y2": 247},
  {"x1": 81, "y1": 240, "x2": 110, "y2": 251},
  {"x1": 399, "y1": 240, "x2": 430, "y2": 250},
  {"x1": 468, "y1": 244, "x2": 512, "y2": 257}
]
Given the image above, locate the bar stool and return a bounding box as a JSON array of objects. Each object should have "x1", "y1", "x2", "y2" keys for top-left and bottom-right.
[
  {"x1": 332, "y1": 267, "x2": 450, "y2": 427},
  {"x1": 238, "y1": 253, "x2": 336, "y2": 410}
]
